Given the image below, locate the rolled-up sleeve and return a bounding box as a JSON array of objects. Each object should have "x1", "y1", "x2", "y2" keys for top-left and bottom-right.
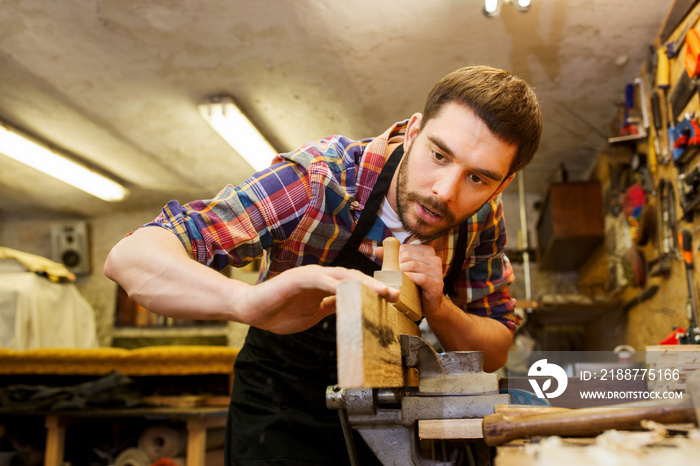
[{"x1": 144, "y1": 160, "x2": 311, "y2": 271}]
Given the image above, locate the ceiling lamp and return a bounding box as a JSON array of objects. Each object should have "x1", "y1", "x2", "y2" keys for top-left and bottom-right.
[
  {"x1": 0, "y1": 122, "x2": 129, "y2": 202},
  {"x1": 198, "y1": 95, "x2": 277, "y2": 172},
  {"x1": 484, "y1": 0, "x2": 531, "y2": 17}
]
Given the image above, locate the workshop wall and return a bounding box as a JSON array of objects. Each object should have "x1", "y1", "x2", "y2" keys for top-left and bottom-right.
[
  {"x1": 577, "y1": 0, "x2": 700, "y2": 350},
  {"x1": 0, "y1": 209, "x2": 158, "y2": 345},
  {"x1": 0, "y1": 209, "x2": 252, "y2": 348}
]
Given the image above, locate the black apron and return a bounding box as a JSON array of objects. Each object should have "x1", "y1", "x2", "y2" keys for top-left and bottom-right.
[{"x1": 225, "y1": 146, "x2": 468, "y2": 465}]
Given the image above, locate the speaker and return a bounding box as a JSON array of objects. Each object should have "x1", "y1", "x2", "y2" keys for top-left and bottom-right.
[{"x1": 51, "y1": 222, "x2": 91, "y2": 275}]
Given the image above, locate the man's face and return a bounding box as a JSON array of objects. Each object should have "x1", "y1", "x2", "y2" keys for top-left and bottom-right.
[{"x1": 393, "y1": 102, "x2": 517, "y2": 242}]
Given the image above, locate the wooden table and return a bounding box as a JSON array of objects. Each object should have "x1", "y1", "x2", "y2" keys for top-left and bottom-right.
[{"x1": 2, "y1": 406, "x2": 228, "y2": 466}]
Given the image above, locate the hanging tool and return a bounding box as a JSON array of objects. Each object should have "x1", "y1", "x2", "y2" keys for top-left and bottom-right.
[
  {"x1": 670, "y1": 114, "x2": 700, "y2": 164},
  {"x1": 650, "y1": 178, "x2": 679, "y2": 277},
  {"x1": 678, "y1": 164, "x2": 700, "y2": 218},
  {"x1": 657, "y1": 46, "x2": 675, "y2": 163},
  {"x1": 670, "y1": 71, "x2": 698, "y2": 123},
  {"x1": 687, "y1": 28, "x2": 700, "y2": 77},
  {"x1": 644, "y1": 48, "x2": 665, "y2": 167},
  {"x1": 625, "y1": 154, "x2": 655, "y2": 248},
  {"x1": 651, "y1": 91, "x2": 668, "y2": 165},
  {"x1": 667, "y1": 6, "x2": 700, "y2": 58},
  {"x1": 678, "y1": 229, "x2": 700, "y2": 344},
  {"x1": 670, "y1": 28, "x2": 700, "y2": 122},
  {"x1": 621, "y1": 285, "x2": 659, "y2": 313}
]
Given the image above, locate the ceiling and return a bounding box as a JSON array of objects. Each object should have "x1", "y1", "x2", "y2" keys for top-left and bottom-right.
[{"x1": 0, "y1": 0, "x2": 677, "y2": 219}]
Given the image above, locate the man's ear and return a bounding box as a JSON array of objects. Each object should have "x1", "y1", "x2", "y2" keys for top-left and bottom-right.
[
  {"x1": 403, "y1": 113, "x2": 423, "y2": 151},
  {"x1": 490, "y1": 173, "x2": 516, "y2": 200}
]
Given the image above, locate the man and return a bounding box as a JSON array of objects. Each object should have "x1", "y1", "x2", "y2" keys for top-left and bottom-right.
[{"x1": 104, "y1": 65, "x2": 542, "y2": 465}]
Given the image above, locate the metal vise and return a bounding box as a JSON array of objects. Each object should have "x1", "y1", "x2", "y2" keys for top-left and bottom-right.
[{"x1": 326, "y1": 335, "x2": 509, "y2": 466}]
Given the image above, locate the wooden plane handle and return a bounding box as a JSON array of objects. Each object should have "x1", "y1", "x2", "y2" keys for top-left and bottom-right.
[
  {"x1": 382, "y1": 237, "x2": 400, "y2": 271},
  {"x1": 483, "y1": 404, "x2": 695, "y2": 446}
]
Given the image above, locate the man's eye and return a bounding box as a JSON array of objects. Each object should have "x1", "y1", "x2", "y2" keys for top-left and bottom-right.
[
  {"x1": 432, "y1": 151, "x2": 445, "y2": 161},
  {"x1": 469, "y1": 174, "x2": 484, "y2": 185}
]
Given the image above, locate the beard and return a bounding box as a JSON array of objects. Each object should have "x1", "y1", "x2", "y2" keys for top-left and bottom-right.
[{"x1": 395, "y1": 146, "x2": 463, "y2": 243}]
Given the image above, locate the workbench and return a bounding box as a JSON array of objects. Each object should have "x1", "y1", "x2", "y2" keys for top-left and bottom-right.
[
  {"x1": 0, "y1": 346, "x2": 238, "y2": 464},
  {"x1": 0, "y1": 406, "x2": 228, "y2": 466},
  {"x1": 494, "y1": 427, "x2": 699, "y2": 465}
]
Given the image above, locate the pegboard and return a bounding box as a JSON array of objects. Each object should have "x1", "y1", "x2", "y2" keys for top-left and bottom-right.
[{"x1": 587, "y1": 0, "x2": 700, "y2": 349}]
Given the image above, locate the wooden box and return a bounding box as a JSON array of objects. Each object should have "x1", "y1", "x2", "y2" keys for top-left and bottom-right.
[{"x1": 536, "y1": 181, "x2": 604, "y2": 270}]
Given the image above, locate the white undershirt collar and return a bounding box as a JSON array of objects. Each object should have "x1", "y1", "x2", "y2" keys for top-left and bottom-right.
[{"x1": 378, "y1": 196, "x2": 411, "y2": 244}]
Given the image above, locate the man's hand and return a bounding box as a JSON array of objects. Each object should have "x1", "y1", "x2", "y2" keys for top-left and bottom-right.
[
  {"x1": 377, "y1": 241, "x2": 512, "y2": 372},
  {"x1": 379, "y1": 243, "x2": 445, "y2": 317},
  {"x1": 236, "y1": 265, "x2": 399, "y2": 334}
]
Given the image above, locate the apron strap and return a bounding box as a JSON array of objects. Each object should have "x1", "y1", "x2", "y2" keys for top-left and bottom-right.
[
  {"x1": 331, "y1": 145, "x2": 404, "y2": 274},
  {"x1": 443, "y1": 221, "x2": 469, "y2": 296}
]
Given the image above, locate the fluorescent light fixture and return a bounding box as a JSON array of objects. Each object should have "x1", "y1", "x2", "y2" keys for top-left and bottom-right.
[
  {"x1": 483, "y1": 0, "x2": 531, "y2": 17},
  {"x1": 0, "y1": 123, "x2": 129, "y2": 202},
  {"x1": 198, "y1": 95, "x2": 277, "y2": 172},
  {"x1": 515, "y1": 0, "x2": 531, "y2": 12},
  {"x1": 484, "y1": 0, "x2": 500, "y2": 16}
]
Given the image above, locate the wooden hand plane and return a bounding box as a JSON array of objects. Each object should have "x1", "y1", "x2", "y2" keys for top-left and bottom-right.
[{"x1": 374, "y1": 237, "x2": 422, "y2": 322}]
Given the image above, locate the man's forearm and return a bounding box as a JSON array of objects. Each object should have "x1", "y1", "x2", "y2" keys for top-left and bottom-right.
[
  {"x1": 425, "y1": 298, "x2": 513, "y2": 372},
  {"x1": 104, "y1": 226, "x2": 246, "y2": 321},
  {"x1": 105, "y1": 226, "x2": 400, "y2": 334}
]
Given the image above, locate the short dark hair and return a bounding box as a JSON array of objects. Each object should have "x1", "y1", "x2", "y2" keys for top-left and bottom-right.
[{"x1": 422, "y1": 66, "x2": 542, "y2": 175}]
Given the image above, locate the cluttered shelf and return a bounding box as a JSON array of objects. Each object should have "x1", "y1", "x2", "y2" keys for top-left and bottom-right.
[
  {"x1": 0, "y1": 406, "x2": 228, "y2": 466},
  {"x1": 110, "y1": 325, "x2": 233, "y2": 349},
  {"x1": 0, "y1": 346, "x2": 240, "y2": 465}
]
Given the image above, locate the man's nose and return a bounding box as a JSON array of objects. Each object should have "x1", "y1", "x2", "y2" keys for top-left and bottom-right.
[{"x1": 431, "y1": 171, "x2": 460, "y2": 203}]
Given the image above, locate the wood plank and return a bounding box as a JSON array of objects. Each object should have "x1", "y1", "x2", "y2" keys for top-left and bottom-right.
[
  {"x1": 494, "y1": 404, "x2": 571, "y2": 416},
  {"x1": 44, "y1": 415, "x2": 66, "y2": 466},
  {"x1": 186, "y1": 417, "x2": 207, "y2": 466},
  {"x1": 336, "y1": 280, "x2": 420, "y2": 388},
  {"x1": 142, "y1": 395, "x2": 206, "y2": 408},
  {"x1": 418, "y1": 419, "x2": 484, "y2": 439}
]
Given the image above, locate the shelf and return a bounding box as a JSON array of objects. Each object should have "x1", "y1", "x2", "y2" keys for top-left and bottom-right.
[
  {"x1": 532, "y1": 294, "x2": 619, "y2": 325},
  {"x1": 112, "y1": 326, "x2": 228, "y2": 338},
  {"x1": 111, "y1": 325, "x2": 231, "y2": 349}
]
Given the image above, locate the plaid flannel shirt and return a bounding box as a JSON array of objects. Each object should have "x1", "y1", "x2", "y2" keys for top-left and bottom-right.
[{"x1": 145, "y1": 120, "x2": 521, "y2": 332}]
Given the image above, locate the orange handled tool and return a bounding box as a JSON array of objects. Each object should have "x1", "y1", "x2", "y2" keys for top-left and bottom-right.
[
  {"x1": 680, "y1": 229, "x2": 694, "y2": 267},
  {"x1": 686, "y1": 29, "x2": 700, "y2": 78}
]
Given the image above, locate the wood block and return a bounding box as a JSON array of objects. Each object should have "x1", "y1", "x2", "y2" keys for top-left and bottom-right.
[
  {"x1": 44, "y1": 416, "x2": 66, "y2": 466},
  {"x1": 418, "y1": 419, "x2": 484, "y2": 439},
  {"x1": 374, "y1": 237, "x2": 422, "y2": 321},
  {"x1": 494, "y1": 404, "x2": 571, "y2": 416},
  {"x1": 336, "y1": 280, "x2": 420, "y2": 388}
]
